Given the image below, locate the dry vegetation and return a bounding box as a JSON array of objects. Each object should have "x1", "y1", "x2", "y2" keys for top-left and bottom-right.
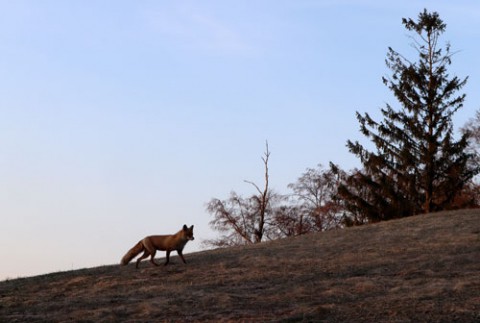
[{"x1": 1, "y1": 209, "x2": 479, "y2": 322}]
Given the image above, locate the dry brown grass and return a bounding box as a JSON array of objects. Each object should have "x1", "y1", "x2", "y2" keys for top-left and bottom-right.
[{"x1": 1, "y1": 209, "x2": 479, "y2": 322}]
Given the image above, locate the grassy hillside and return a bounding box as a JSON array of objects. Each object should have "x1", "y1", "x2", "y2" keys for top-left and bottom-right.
[{"x1": 1, "y1": 209, "x2": 479, "y2": 322}]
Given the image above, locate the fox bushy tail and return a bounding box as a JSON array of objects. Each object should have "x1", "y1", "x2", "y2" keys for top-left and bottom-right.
[{"x1": 121, "y1": 241, "x2": 144, "y2": 265}]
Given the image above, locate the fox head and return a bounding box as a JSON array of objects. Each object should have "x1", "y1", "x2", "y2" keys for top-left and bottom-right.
[{"x1": 182, "y1": 224, "x2": 195, "y2": 241}]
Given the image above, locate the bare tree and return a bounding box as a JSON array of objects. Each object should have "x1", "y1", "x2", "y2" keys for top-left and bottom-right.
[
  {"x1": 278, "y1": 164, "x2": 345, "y2": 235},
  {"x1": 460, "y1": 110, "x2": 480, "y2": 207},
  {"x1": 462, "y1": 110, "x2": 480, "y2": 165},
  {"x1": 272, "y1": 204, "x2": 311, "y2": 237},
  {"x1": 205, "y1": 142, "x2": 275, "y2": 247}
]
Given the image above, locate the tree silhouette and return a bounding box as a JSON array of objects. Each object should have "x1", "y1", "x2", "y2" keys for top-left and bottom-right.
[
  {"x1": 205, "y1": 142, "x2": 276, "y2": 246},
  {"x1": 332, "y1": 9, "x2": 479, "y2": 222},
  {"x1": 275, "y1": 165, "x2": 344, "y2": 235}
]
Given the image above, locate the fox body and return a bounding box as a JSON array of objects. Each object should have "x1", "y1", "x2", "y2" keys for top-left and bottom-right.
[{"x1": 121, "y1": 225, "x2": 194, "y2": 268}]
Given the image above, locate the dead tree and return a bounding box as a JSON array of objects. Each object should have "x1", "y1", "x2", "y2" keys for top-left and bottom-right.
[{"x1": 205, "y1": 142, "x2": 274, "y2": 247}]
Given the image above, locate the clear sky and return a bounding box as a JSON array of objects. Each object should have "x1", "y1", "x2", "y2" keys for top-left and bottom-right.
[{"x1": 1, "y1": 1, "x2": 479, "y2": 280}]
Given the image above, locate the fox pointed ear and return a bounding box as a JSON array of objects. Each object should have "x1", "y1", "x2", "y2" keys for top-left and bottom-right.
[
  {"x1": 190, "y1": 225, "x2": 194, "y2": 230},
  {"x1": 183, "y1": 224, "x2": 188, "y2": 230}
]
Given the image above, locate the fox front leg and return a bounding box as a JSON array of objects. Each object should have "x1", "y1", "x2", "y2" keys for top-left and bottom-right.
[
  {"x1": 164, "y1": 250, "x2": 171, "y2": 266},
  {"x1": 178, "y1": 250, "x2": 187, "y2": 264}
]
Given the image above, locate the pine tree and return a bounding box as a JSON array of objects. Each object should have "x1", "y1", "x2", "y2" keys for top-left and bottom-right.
[{"x1": 333, "y1": 9, "x2": 478, "y2": 222}]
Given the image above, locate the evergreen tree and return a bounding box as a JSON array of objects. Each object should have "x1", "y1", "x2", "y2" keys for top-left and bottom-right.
[{"x1": 332, "y1": 9, "x2": 478, "y2": 222}]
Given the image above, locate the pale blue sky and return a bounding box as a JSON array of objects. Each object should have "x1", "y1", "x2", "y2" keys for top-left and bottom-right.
[{"x1": 1, "y1": 1, "x2": 479, "y2": 279}]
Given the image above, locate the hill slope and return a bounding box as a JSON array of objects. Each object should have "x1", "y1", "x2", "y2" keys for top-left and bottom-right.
[{"x1": 1, "y1": 209, "x2": 479, "y2": 322}]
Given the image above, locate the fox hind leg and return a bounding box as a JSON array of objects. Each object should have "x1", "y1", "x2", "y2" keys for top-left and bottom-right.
[
  {"x1": 149, "y1": 249, "x2": 159, "y2": 266},
  {"x1": 140, "y1": 239, "x2": 160, "y2": 267},
  {"x1": 136, "y1": 250, "x2": 150, "y2": 269}
]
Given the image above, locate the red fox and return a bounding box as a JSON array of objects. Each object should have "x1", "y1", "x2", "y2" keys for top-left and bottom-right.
[{"x1": 121, "y1": 225, "x2": 194, "y2": 268}]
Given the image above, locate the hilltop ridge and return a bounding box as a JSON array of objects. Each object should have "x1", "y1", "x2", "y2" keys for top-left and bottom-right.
[{"x1": 1, "y1": 209, "x2": 479, "y2": 322}]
